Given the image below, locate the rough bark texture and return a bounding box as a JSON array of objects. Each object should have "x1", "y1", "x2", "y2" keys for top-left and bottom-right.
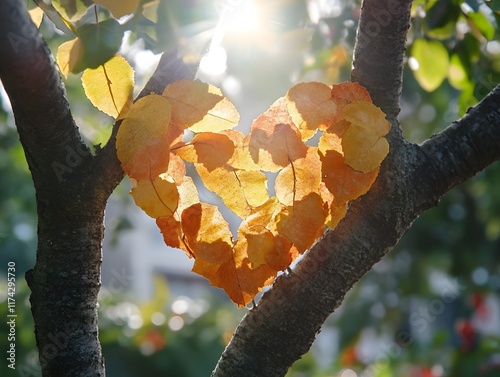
[
  {"x1": 0, "y1": 1, "x2": 193, "y2": 376},
  {"x1": 210, "y1": 0, "x2": 500, "y2": 376}
]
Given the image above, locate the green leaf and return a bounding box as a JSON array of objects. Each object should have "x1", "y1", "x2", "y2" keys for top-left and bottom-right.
[
  {"x1": 410, "y1": 39, "x2": 449, "y2": 92},
  {"x1": 73, "y1": 18, "x2": 123, "y2": 72},
  {"x1": 425, "y1": 0, "x2": 461, "y2": 39},
  {"x1": 448, "y1": 53, "x2": 470, "y2": 90},
  {"x1": 466, "y1": 11, "x2": 496, "y2": 40}
]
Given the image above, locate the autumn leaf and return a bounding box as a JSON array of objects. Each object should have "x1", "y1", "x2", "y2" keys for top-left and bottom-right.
[
  {"x1": 57, "y1": 38, "x2": 83, "y2": 78},
  {"x1": 174, "y1": 132, "x2": 234, "y2": 171},
  {"x1": 157, "y1": 215, "x2": 191, "y2": 257},
  {"x1": 196, "y1": 166, "x2": 269, "y2": 218},
  {"x1": 321, "y1": 149, "x2": 379, "y2": 202},
  {"x1": 130, "y1": 176, "x2": 179, "y2": 218},
  {"x1": 163, "y1": 79, "x2": 240, "y2": 132},
  {"x1": 341, "y1": 102, "x2": 390, "y2": 173},
  {"x1": 223, "y1": 130, "x2": 261, "y2": 171},
  {"x1": 276, "y1": 193, "x2": 328, "y2": 253},
  {"x1": 286, "y1": 81, "x2": 340, "y2": 140},
  {"x1": 117, "y1": 79, "x2": 391, "y2": 307},
  {"x1": 81, "y1": 55, "x2": 134, "y2": 119},
  {"x1": 275, "y1": 147, "x2": 322, "y2": 206},
  {"x1": 29, "y1": 7, "x2": 44, "y2": 28},
  {"x1": 331, "y1": 81, "x2": 372, "y2": 104},
  {"x1": 248, "y1": 97, "x2": 308, "y2": 172},
  {"x1": 116, "y1": 94, "x2": 172, "y2": 180}
]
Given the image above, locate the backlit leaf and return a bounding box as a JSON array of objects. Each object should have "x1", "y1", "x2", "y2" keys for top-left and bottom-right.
[
  {"x1": 81, "y1": 55, "x2": 134, "y2": 119},
  {"x1": 57, "y1": 38, "x2": 83, "y2": 78},
  {"x1": 341, "y1": 102, "x2": 390, "y2": 172},
  {"x1": 163, "y1": 79, "x2": 240, "y2": 132},
  {"x1": 410, "y1": 38, "x2": 449, "y2": 92},
  {"x1": 130, "y1": 176, "x2": 179, "y2": 218},
  {"x1": 286, "y1": 82, "x2": 339, "y2": 140},
  {"x1": 321, "y1": 150, "x2": 379, "y2": 202},
  {"x1": 196, "y1": 165, "x2": 269, "y2": 218},
  {"x1": 116, "y1": 94, "x2": 172, "y2": 180},
  {"x1": 276, "y1": 193, "x2": 328, "y2": 253},
  {"x1": 248, "y1": 97, "x2": 308, "y2": 172},
  {"x1": 29, "y1": 7, "x2": 44, "y2": 28},
  {"x1": 275, "y1": 147, "x2": 322, "y2": 206},
  {"x1": 174, "y1": 132, "x2": 234, "y2": 171}
]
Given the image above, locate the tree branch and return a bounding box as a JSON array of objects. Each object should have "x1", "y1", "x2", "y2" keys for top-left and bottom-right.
[
  {"x1": 211, "y1": 0, "x2": 494, "y2": 375},
  {"x1": 351, "y1": 0, "x2": 413, "y2": 124},
  {"x1": 0, "y1": 0, "x2": 92, "y2": 192},
  {"x1": 211, "y1": 87, "x2": 500, "y2": 375}
]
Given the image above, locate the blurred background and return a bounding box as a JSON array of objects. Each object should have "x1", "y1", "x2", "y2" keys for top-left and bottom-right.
[{"x1": 1, "y1": 0, "x2": 500, "y2": 376}]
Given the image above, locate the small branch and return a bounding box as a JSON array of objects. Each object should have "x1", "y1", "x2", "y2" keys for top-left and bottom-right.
[
  {"x1": 417, "y1": 84, "x2": 500, "y2": 203},
  {"x1": 92, "y1": 51, "x2": 195, "y2": 198}
]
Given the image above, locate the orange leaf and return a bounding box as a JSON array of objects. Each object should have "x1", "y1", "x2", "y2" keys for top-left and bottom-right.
[
  {"x1": 176, "y1": 176, "x2": 200, "y2": 215},
  {"x1": 130, "y1": 176, "x2": 179, "y2": 218},
  {"x1": 286, "y1": 81, "x2": 340, "y2": 140},
  {"x1": 116, "y1": 94, "x2": 172, "y2": 180},
  {"x1": 174, "y1": 132, "x2": 234, "y2": 171},
  {"x1": 276, "y1": 193, "x2": 328, "y2": 253},
  {"x1": 162, "y1": 79, "x2": 239, "y2": 132},
  {"x1": 156, "y1": 215, "x2": 192, "y2": 257},
  {"x1": 341, "y1": 102, "x2": 390, "y2": 172},
  {"x1": 275, "y1": 147, "x2": 322, "y2": 206},
  {"x1": 181, "y1": 203, "x2": 233, "y2": 264},
  {"x1": 321, "y1": 150, "x2": 379, "y2": 202},
  {"x1": 195, "y1": 165, "x2": 269, "y2": 218},
  {"x1": 331, "y1": 81, "x2": 372, "y2": 104},
  {"x1": 318, "y1": 120, "x2": 351, "y2": 155},
  {"x1": 223, "y1": 130, "x2": 261, "y2": 171},
  {"x1": 248, "y1": 97, "x2": 308, "y2": 172}
]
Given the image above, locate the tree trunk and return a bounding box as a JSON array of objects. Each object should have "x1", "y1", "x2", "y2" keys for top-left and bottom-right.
[{"x1": 0, "y1": 1, "x2": 193, "y2": 375}]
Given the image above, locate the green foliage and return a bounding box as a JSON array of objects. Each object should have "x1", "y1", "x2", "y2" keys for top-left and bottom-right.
[{"x1": 74, "y1": 18, "x2": 123, "y2": 72}]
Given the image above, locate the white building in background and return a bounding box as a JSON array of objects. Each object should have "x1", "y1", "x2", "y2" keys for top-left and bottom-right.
[{"x1": 100, "y1": 189, "x2": 223, "y2": 303}]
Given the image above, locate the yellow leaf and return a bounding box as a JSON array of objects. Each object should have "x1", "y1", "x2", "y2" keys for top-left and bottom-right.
[
  {"x1": 81, "y1": 55, "x2": 134, "y2": 119},
  {"x1": 248, "y1": 97, "x2": 308, "y2": 172},
  {"x1": 57, "y1": 38, "x2": 83, "y2": 78},
  {"x1": 341, "y1": 102, "x2": 390, "y2": 172},
  {"x1": 94, "y1": 0, "x2": 140, "y2": 18},
  {"x1": 174, "y1": 132, "x2": 234, "y2": 171},
  {"x1": 286, "y1": 82, "x2": 340, "y2": 140},
  {"x1": 275, "y1": 147, "x2": 322, "y2": 206},
  {"x1": 196, "y1": 165, "x2": 269, "y2": 218},
  {"x1": 29, "y1": 7, "x2": 44, "y2": 28},
  {"x1": 276, "y1": 193, "x2": 328, "y2": 253},
  {"x1": 163, "y1": 79, "x2": 240, "y2": 132},
  {"x1": 116, "y1": 94, "x2": 172, "y2": 180},
  {"x1": 130, "y1": 176, "x2": 179, "y2": 218}
]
